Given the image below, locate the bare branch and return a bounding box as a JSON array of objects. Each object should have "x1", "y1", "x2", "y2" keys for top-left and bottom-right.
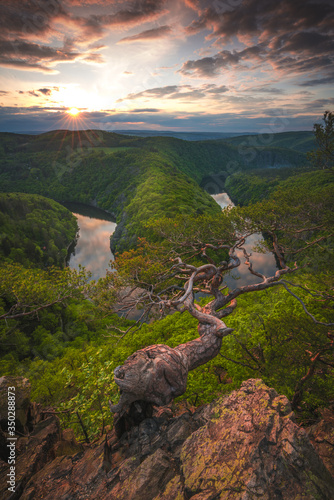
[
  {"x1": 280, "y1": 282, "x2": 334, "y2": 326},
  {"x1": 219, "y1": 352, "x2": 258, "y2": 371},
  {"x1": 0, "y1": 298, "x2": 66, "y2": 320}
]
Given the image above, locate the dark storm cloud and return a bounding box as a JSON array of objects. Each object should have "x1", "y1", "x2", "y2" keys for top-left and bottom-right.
[
  {"x1": 186, "y1": 0, "x2": 333, "y2": 41},
  {"x1": 271, "y1": 32, "x2": 334, "y2": 54},
  {"x1": 17, "y1": 87, "x2": 60, "y2": 97},
  {"x1": 304, "y1": 98, "x2": 334, "y2": 112},
  {"x1": 179, "y1": 46, "x2": 263, "y2": 77},
  {"x1": 118, "y1": 25, "x2": 172, "y2": 43},
  {"x1": 298, "y1": 72, "x2": 334, "y2": 87},
  {"x1": 0, "y1": 0, "x2": 66, "y2": 38},
  {"x1": 0, "y1": 38, "x2": 80, "y2": 72},
  {"x1": 206, "y1": 85, "x2": 229, "y2": 94},
  {"x1": 0, "y1": 0, "x2": 166, "y2": 72},
  {"x1": 182, "y1": 0, "x2": 334, "y2": 84},
  {"x1": 78, "y1": 0, "x2": 168, "y2": 38},
  {"x1": 38, "y1": 88, "x2": 54, "y2": 95}
]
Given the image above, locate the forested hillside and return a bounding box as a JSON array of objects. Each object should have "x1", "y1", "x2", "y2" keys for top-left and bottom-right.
[
  {"x1": 0, "y1": 124, "x2": 333, "y2": 443},
  {"x1": 0, "y1": 192, "x2": 77, "y2": 267},
  {"x1": 224, "y1": 130, "x2": 315, "y2": 153},
  {"x1": 0, "y1": 129, "x2": 311, "y2": 252}
]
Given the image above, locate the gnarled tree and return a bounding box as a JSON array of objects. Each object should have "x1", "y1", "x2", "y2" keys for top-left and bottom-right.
[{"x1": 104, "y1": 183, "x2": 334, "y2": 414}]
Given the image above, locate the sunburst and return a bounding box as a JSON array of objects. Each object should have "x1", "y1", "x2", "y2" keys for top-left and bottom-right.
[{"x1": 68, "y1": 107, "x2": 80, "y2": 117}]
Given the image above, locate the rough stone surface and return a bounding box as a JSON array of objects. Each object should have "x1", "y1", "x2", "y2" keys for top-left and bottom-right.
[
  {"x1": 54, "y1": 428, "x2": 84, "y2": 457},
  {"x1": 0, "y1": 416, "x2": 60, "y2": 500},
  {"x1": 179, "y1": 379, "x2": 334, "y2": 499},
  {"x1": 307, "y1": 408, "x2": 334, "y2": 479},
  {"x1": 0, "y1": 377, "x2": 31, "y2": 435},
  {"x1": 1, "y1": 378, "x2": 334, "y2": 499}
]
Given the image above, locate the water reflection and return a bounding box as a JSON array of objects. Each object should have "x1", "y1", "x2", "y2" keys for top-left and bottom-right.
[
  {"x1": 68, "y1": 213, "x2": 116, "y2": 281},
  {"x1": 211, "y1": 192, "x2": 277, "y2": 287},
  {"x1": 66, "y1": 193, "x2": 277, "y2": 288}
]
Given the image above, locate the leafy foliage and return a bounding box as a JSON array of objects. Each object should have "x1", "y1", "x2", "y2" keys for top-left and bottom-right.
[
  {"x1": 0, "y1": 129, "x2": 308, "y2": 252},
  {"x1": 27, "y1": 271, "x2": 334, "y2": 441},
  {"x1": 307, "y1": 111, "x2": 334, "y2": 170},
  {"x1": 0, "y1": 192, "x2": 77, "y2": 267},
  {"x1": 0, "y1": 127, "x2": 333, "y2": 441}
]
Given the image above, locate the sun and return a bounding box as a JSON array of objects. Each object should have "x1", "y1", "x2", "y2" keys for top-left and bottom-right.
[{"x1": 68, "y1": 107, "x2": 80, "y2": 117}]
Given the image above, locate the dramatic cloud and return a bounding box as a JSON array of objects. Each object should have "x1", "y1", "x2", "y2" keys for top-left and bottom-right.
[
  {"x1": 119, "y1": 84, "x2": 231, "y2": 103},
  {"x1": 179, "y1": 46, "x2": 263, "y2": 77},
  {"x1": 206, "y1": 85, "x2": 229, "y2": 94},
  {"x1": 0, "y1": 0, "x2": 66, "y2": 39},
  {"x1": 0, "y1": 0, "x2": 331, "y2": 133},
  {"x1": 185, "y1": 0, "x2": 333, "y2": 42},
  {"x1": 77, "y1": 0, "x2": 168, "y2": 38},
  {"x1": 182, "y1": 0, "x2": 334, "y2": 84},
  {"x1": 120, "y1": 85, "x2": 180, "y2": 101},
  {"x1": 38, "y1": 87, "x2": 58, "y2": 95},
  {"x1": 83, "y1": 53, "x2": 105, "y2": 64},
  {"x1": 118, "y1": 25, "x2": 172, "y2": 44},
  {"x1": 17, "y1": 87, "x2": 60, "y2": 97},
  {"x1": 298, "y1": 72, "x2": 334, "y2": 87},
  {"x1": 242, "y1": 86, "x2": 285, "y2": 95},
  {"x1": 130, "y1": 108, "x2": 161, "y2": 112},
  {"x1": 0, "y1": 39, "x2": 81, "y2": 73},
  {"x1": 0, "y1": 0, "x2": 167, "y2": 73},
  {"x1": 0, "y1": 105, "x2": 320, "y2": 134}
]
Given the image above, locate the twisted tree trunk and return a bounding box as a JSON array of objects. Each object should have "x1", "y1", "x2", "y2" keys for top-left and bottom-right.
[{"x1": 109, "y1": 306, "x2": 233, "y2": 413}]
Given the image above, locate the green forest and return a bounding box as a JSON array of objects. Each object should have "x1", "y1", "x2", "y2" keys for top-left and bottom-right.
[{"x1": 0, "y1": 115, "x2": 333, "y2": 442}]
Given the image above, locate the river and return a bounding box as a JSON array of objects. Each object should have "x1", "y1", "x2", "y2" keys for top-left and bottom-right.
[
  {"x1": 66, "y1": 194, "x2": 277, "y2": 285},
  {"x1": 211, "y1": 193, "x2": 277, "y2": 287},
  {"x1": 64, "y1": 203, "x2": 116, "y2": 281}
]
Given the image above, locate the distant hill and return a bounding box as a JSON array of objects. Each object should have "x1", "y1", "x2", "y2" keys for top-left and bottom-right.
[
  {"x1": 224, "y1": 131, "x2": 315, "y2": 153},
  {"x1": 112, "y1": 130, "x2": 254, "y2": 141},
  {"x1": 0, "y1": 129, "x2": 313, "y2": 252},
  {"x1": 12, "y1": 129, "x2": 255, "y2": 141}
]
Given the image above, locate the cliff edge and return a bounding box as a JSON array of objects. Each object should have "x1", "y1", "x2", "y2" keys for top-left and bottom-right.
[{"x1": 0, "y1": 377, "x2": 333, "y2": 499}]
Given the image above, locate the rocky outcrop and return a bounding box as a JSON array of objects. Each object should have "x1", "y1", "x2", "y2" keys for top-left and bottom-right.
[
  {"x1": 0, "y1": 377, "x2": 31, "y2": 436},
  {"x1": 177, "y1": 379, "x2": 334, "y2": 499},
  {"x1": 1, "y1": 379, "x2": 334, "y2": 499},
  {"x1": 307, "y1": 408, "x2": 334, "y2": 479}
]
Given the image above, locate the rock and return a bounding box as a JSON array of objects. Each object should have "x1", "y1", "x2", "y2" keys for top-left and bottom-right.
[
  {"x1": 110, "y1": 448, "x2": 175, "y2": 500},
  {"x1": 1, "y1": 379, "x2": 334, "y2": 499},
  {"x1": 20, "y1": 439, "x2": 105, "y2": 500},
  {"x1": 307, "y1": 408, "x2": 334, "y2": 478},
  {"x1": 0, "y1": 416, "x2": 59, "y2": 500},
  {"x1": 0, "y1": 428, "x2": 7, "y2": 462},
  {"x1": 179, "y1": 379, "x2": 334, "y2": 499},
  {"x1": 154, "y1": 475, "x2": 184, "y2": 500},
  {"x1": 0, "y1": 377, "x2": 31, "y2": 435},
  {"x1": 54, "y1": 428, "x2": 84, "y2": 457}
]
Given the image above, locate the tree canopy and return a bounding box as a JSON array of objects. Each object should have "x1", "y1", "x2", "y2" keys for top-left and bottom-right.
[
  {"x1": 107, "y1": 178, "x2": 334, "y2": 329},
  {"x1": 308, "y1": 111, "x2": 334, "y2": 170}
]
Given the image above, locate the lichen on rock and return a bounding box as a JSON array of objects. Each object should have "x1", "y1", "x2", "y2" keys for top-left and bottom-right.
[
  {"x1": 179, "y1": 379, "x2": 334, "y2": 499},
  {"x1": 1, "y1": 377, "x2": 334, "y2": 499}
]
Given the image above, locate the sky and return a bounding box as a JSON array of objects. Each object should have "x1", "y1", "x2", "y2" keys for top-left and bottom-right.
[{"x1": 0, "y1": 0, "x2": 333, "y2": 133}]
